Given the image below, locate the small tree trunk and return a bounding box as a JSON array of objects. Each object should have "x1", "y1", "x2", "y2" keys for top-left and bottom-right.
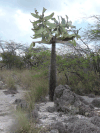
[{"x1": 49, "y1": 39, "x2": 57, "y2": 101}]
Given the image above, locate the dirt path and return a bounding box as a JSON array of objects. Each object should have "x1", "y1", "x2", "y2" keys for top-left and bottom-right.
[{"x1": 0, "y1": 85, "x2": 27, "y2": 133}]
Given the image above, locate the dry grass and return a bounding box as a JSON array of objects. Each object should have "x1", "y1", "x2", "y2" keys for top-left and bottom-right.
[
  {"x1": 11, "y1": 108, "x2": 41, "y2": 133},
  {"x1": 0, "y1": 68, "x2": 49, "y2": 132},
  {"x1": 0, "y1": 70, "x2": 16, "y2": 89}
]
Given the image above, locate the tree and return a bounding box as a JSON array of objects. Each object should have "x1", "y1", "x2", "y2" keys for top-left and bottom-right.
[
  {"x1": 30, "y1": 7, "x2": 81, "y2": 101},
  {"x1": 23, "y1": 45, "x2": 50, "y2": 69},
  {"x1": 81, "y1": 15, "x2": 100, "y2": 77},
  {"x1": 0, "y1": 40, "x2": 27, "y2": 69},
  {"x1": 82, "y1": 15, "x2": 100, "y2": 43}
]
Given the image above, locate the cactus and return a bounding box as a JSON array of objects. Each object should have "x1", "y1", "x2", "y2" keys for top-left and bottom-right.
[{"x1": 30, "y1": 7, "x2": 81, "y2": 101}]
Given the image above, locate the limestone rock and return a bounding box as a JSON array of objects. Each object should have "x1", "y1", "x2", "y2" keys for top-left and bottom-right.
[
  {"x1": 91, "y1": 99, "x2": 100, "y2": 107},
  {"x1": 50, "y1": 122, "x2": 66, "y2": 133},
  {"x1": 54, "y1": 84, "x2": 94, "y2": 116},
  {"x1": 46, "y1": 106, "x2": 55, "y2": 113},
  {"x1": 13, "y1": 98, "x2": 28, "y2": 109},
  {"x1": 49, "y1": 129, "x2": 59, "y2": 133},
  {"x1": 66, "y1": 119, "x2": 100, "y2": 133},
  {"x1": 88, "y1": 93, "x2": 95, "y2": 98},
  {"x1": 91, "y1": 116, "x2": 100, "y2": 127}
]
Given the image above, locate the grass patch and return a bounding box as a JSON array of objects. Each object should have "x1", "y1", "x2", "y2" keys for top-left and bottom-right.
[
  {"x1": 0, "y1": 70, "x2": 17, "y2": 90},
  {"x1": 25, "y1": 68, "x2": 49, "y2": 112},
  {"x1": 13, "y1": 108, "x2": 41, "y2": 133}
]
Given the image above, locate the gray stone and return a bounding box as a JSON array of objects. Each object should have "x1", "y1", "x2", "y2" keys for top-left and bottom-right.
[
  {"x1": 51, "y1": 122, "x2": 66, "y2": 133},
  {"x1": 54, "y1": 85, "x2": 65, "y2": 99},
  {"x1": 91, "y1": 116, "x2": 100, "y2": 127},
  {"x1": 14, "y1": 99, "x2": 22, "y2": 104},
  {"x1": 31, "y1": 107, "x2": 39, "y2": 119},
  {"x1": 87, "y1": 111, "x2": 98, "y2": 117},
  {"x1": 13, "y1": 99, "x2": 28, "y2": 109},
  {"x1": 66, "y1": 119, "x2": 100, "y2": 133},
  {"x1": 54, "y1": 85, "x2": 80, "y2": 109},
  {"x1": 89, "y1": 104, "x2": 94, "y2": 109},
  {"x1": 79, "y1": 96, "x2": 89, "y2": 105},
  {"x1": 47, "y1": 106, "x2": 55, "y2": 113},
  {"x1": 64, "y1": 116, "x2": 79, "y2": 123},
  {"x1": 79, "y1": 103, "x2": 92, "y2": 115},
  {"x1": 3, "y1": 89, "x2": 18, "y2": 95},
  {"x1": 49, "y1": 129, "x2": 59, "y2": 133},
  {"x1": 54, "y1": 84, "x2": 98, "y2": 117},
  {"x1": 91, "y1": 99, "x2": 100, "y2": 107},
  {"x1": 64, "y1": 84, "x2": 71, "y2": 90},
  {"x1": 88, "y1": 93, "x2": 95, "y2": 98}
]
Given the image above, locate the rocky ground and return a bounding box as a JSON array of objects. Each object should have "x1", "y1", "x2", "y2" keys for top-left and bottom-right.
[
  {"x1": 35, "y1": 95, "x2": 100, "y2": 125},
  {"x1": 1, "y1": 80, "x2": 100, "y2": 133},
  {"x1": 31, "y1": 85, "x2": 100, "y2": 133}
]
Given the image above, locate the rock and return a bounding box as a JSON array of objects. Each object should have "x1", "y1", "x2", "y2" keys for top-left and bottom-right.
[
  {"x1": 91, "y1": 116, "x2": 100, "y2": 127},
  {"x1": 49, "y1": 129, "x2": 59, "y2": 133},
  {"x1": 66, "y1": 119, "x2": 100, "y2": 133},
  {"x1": 13, "y1": 99, "x2": 28, "y2": 109},
  {"x1": 88, "y1": 93, "x2": 95, "y2": 98},
  {"x1": 46, "y1": 106, "x2": 55, "y2": 113},
  {"x1": 64, "y1": 116, "x2": 79, "y2": 123},
  {"x1": 54, "y1": 84, "x2": 95, "y2": 116},
  {"x1": 50, "y1": 122, "x2": 66, "y2": 133},
  {"x1": 54, "y1": 85, "x2": 80, "y2": 112},
  {"x1": 87, "y1": 111, "x2": 98, "y2": 117},
  {"x1": 54, "y1": 85, "x2": 65, "y2": 99},
  {"x1": 32, "y1": 108, "x2": 39, "y2": 119},
  {"x1": 89, "y1": 104, "x2": 94, "y2": 109},
  {"x1": 64, "y1": 84, "x2": 71, "y2": 90},
  {"x1": 79, "y1": 103, "x2": 92, "y2": 115},
  {"x1": 27, "y1": 107, "x2": 39, "y2": 121},
  {"x1": 3, "y1": 89, "x2": 18, "y2": 95},
  {"x1": 78, "y1": 103, "x2": 97, "y2": 117},
  {"x1": 78, "y1": 96, "x2": 89, "y2": 105},
  {"x1": 91, "y1": 99, "x2": 100, "y2": 107},
  {"x1": 14, "y1": 99, "x2": 22, "y2": 104}
]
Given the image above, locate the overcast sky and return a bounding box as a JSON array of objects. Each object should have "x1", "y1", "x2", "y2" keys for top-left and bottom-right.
[{"x1": 0, "y1": 0, "x2": 100, "y2": 53}]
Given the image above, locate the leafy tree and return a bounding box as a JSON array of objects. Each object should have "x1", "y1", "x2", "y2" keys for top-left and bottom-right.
[
  {"x1": 23, "y1": 45, "x2": 51, "y2": 69},
  {"x1": 0, "y1": 40, "x2": 28, "y2": 69},
  {"x1": 30, "y1": 7, "x2": 81, "y2": 101}
]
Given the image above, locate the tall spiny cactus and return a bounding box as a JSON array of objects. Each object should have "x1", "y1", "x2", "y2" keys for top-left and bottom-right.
[{"x1": 30, "y1": 7, "x2": 81, "y2": 101}]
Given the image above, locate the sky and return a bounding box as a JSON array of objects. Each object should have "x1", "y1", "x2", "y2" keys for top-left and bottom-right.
[{"x1": 0, "y1": 0, "x2": 100, "y2": 55}]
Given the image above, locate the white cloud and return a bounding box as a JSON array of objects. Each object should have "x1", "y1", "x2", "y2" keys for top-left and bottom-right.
[
  {"x1": 14, "y1": 10, "x2": 33, "y2": 35},
  {"x1": 52, "y1": 0, "x2": 100, "y2": 25},
  {"x1": 0, "y1": 8, "x2": 6, "y2": 16}
]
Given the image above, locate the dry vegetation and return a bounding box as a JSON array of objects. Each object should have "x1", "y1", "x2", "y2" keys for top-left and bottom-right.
[
  {"x1": 0, "y1": 54, "x2": 100, "y2": 132},
  {"x1": 0, "y1": 68, "x2": 53, "y2": 132}
]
